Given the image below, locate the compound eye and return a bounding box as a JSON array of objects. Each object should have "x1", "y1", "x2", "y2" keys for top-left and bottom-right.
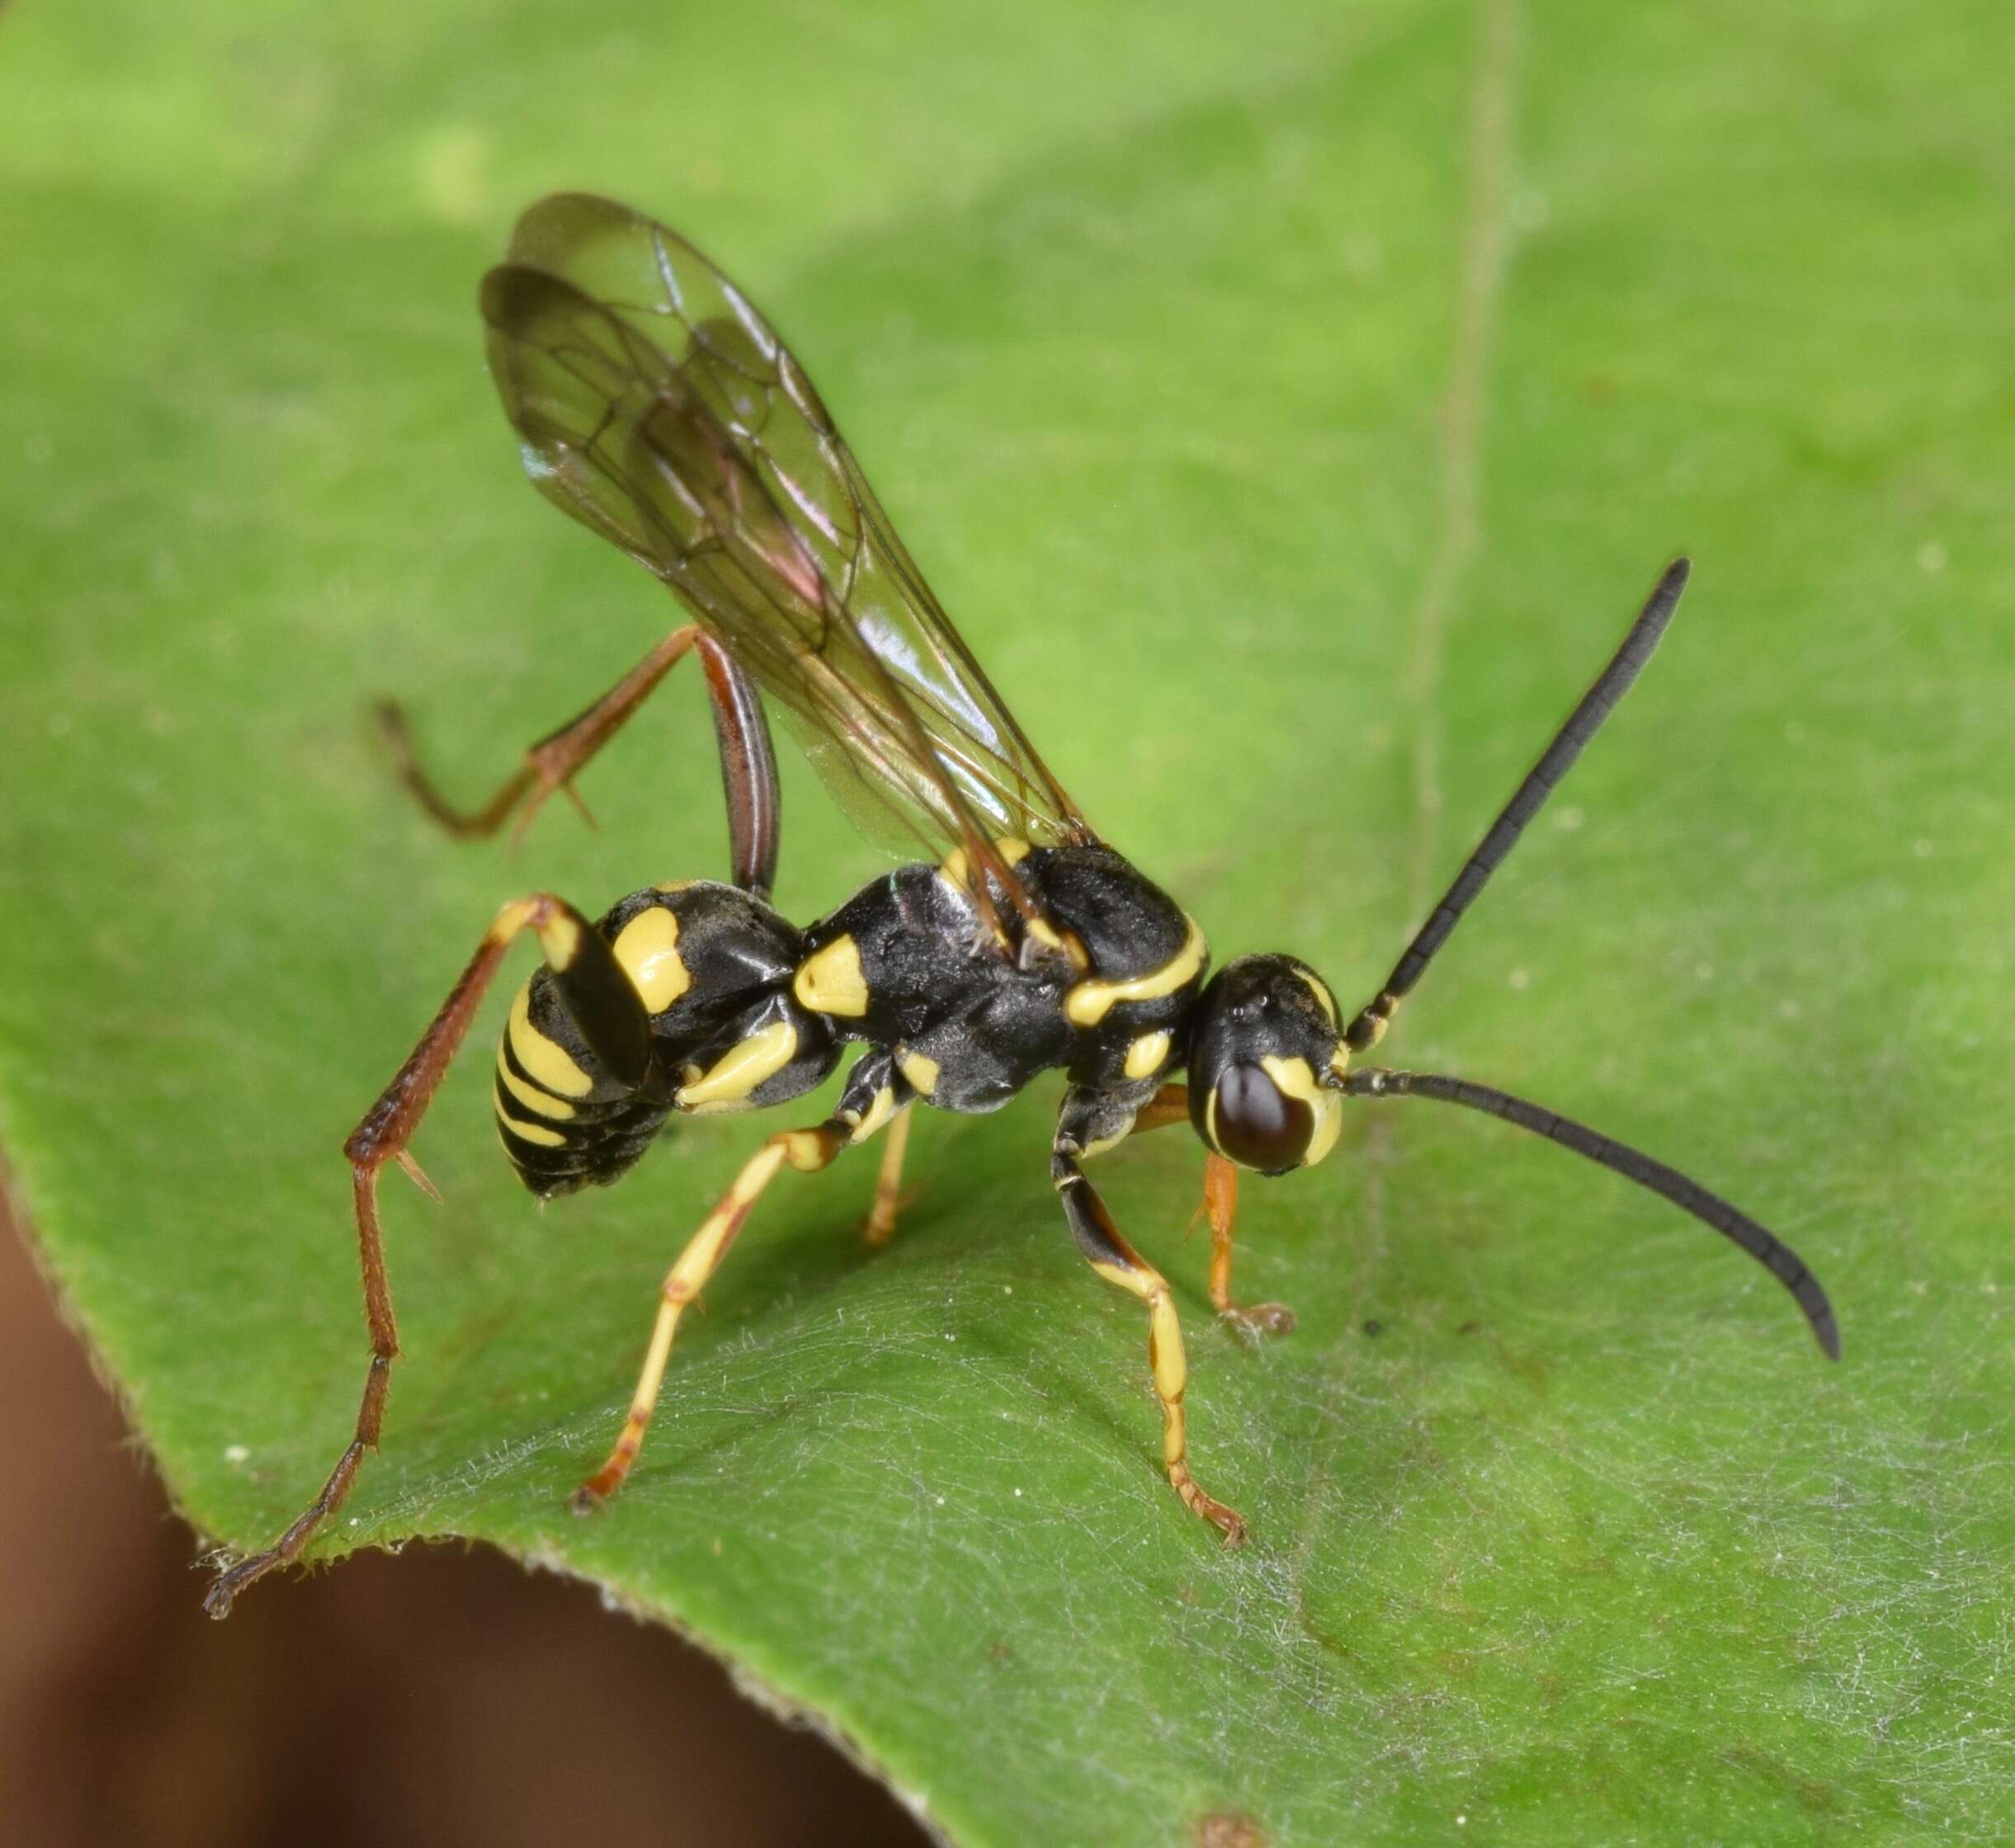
[{"x1": 1210, "y1": 1063, "x2": 1314, "y2": 1175}]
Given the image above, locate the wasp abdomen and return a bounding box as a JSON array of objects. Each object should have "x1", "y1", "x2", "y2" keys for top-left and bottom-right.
[{"x1": 496, "y1": 880, "x2": 840, "y2": 1197}]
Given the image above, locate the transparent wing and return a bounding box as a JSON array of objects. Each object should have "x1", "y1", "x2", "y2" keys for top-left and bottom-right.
[{"x1": 479, "y1": 192, "x2": 1095, "y2": 930}]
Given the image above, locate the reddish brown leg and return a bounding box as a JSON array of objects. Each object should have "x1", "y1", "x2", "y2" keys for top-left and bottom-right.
[
  {"x1": 1130, "y1": 1084, "x2": 1295, "y2": 1338},
  {"x1": 1201, "y1": 1153, "x2": 1295, "y2": 1337},
  {"x1": 204, "y1": 892, "x2": 645, "y2": 1617},
  {"x1": 380, "y1": 624, "x2": 782, "y2": 895}
]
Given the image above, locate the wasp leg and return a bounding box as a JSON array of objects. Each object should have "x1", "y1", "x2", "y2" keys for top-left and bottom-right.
[
  {"x1": 1127, "y1": 1085, "x2": 1295, "y2": 1338},
  {"x1": 203, "y1": 893, "x2": 656, "y2": 1618},
  {"x1": 1200, "y1": 1153, "x2": 1295, "y2": 1338},
  {"x1": 861, "y1": 1105, "x2": 913, "y2": 1247},
  {"x1": 574, "y1": 1054, "x2": 908, "y2": 1509},
  {"x1": 380, "y1": 624, "x2": 782, "y2": 896},
  {"x1": 1054, "y1": 1090, "x2": 1247, "y2": 1546}
]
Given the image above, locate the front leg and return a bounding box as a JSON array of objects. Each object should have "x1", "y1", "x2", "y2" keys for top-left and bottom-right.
[
  {"x1": 1053, "y1": 1089, "x2": 1247, "y2": 1546},
  {"x1": 1201, "y1": 1154, "x2": 1296, "y2": 1339},
  {"x1": 1134, "y1": 1087, "x2": 1295, "y2": 1338}
]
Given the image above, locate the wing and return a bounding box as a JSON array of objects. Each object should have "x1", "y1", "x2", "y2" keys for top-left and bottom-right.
[{"x1": 479, "y1": 191, "x2": 1096, "y2": 944}]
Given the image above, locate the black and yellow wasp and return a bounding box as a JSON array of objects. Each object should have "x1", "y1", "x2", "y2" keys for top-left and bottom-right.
[{"x1": 206, "y1": 194, "x2": 1838, "y2": 1615}]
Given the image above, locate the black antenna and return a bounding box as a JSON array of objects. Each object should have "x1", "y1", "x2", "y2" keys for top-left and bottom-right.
[
  {"x1": 1346, "y1": 557, "x2": 1692, "y2": 1051},
  {"x1": 1342, "y1": 1067, "x2": 1839, "y2": 1359}
]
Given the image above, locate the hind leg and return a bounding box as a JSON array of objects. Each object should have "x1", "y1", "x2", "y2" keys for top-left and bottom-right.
[
  {"x1": 380, "y1": 623, "x2": 781, "y2": 895},
  {"x1": 205, "y1": 892, "x2": 658, "y2": 1616}
]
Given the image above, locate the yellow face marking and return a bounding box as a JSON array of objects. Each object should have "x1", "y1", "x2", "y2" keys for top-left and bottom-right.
[
  {"x1": 1064, "y1": 917, "x2": 1209, "y2": 1027},
  {"x1": 896, "y1": 1047, "x2": 941, "y2": 1096},
  {"x1": 793, "y1": 934, "x2": 870, "y2": 1018},
  {"x1": 1296, "y1": 967, "x2": 1339, "y2": 1026},
  {"x1": 1330, "y1": 1044, "x2": 1352, "y2": 1079},
  {"x1": 612, "y1": 907, "x2": 691, "y2": 1014},
  {"x1": 1260, "y1": 1054, "x2": 1343, "y2": 1167},
  {"x1": 678, "y1": 1019, "x2": 799, "y2": 1114},
  {"x1": 495, "y1": 1105, "x2": 566, "y2": 1148},
  {"x1": 507, "y1": 983, "x2": 593, "y2": 1097},
  {"x1": 495, "y1": 1046, "x2": 577, "y2": 1120},
  {"x1": 1123, "y1": 1029, "x2": 1173, "y2": 1082},
  {"x1": 844, "y1": 1083, "x2": 899, "y2": 1143}
]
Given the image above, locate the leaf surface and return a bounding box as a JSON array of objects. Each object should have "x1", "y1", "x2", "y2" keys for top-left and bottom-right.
[{"x1": 3, "y1": 1, "x2": 2013, "y2": 1841}]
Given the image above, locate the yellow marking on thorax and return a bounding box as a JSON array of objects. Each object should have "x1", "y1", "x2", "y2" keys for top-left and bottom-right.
[
  {"x1": 507, "y1": 983, "x2": 594, "y2": 1097},
  {"x1": 612, "y1": 907, "x2": 691, "y2": 1013},
  {"x1": 794, "y1": 934, "x2": 869, "y2": 1018},
  {"x1": 941, "y1": 837, "x2": 1035, "y2": 903},
  {"x1": 1260, "y1": 1054, "x2": 1343, "y2": 1167},
  {"x1": 677, "y1": 1018, "x2": 799, "y2": 1115},
  {"x1": 495, "y1": 1044, "x2": 577, "y2": 1120},
  {"x1": 1064, "y1": 917, "x2": 1208, "y2": 1028},
  {"x1": 1021, "y1": 914, "x2": 1089, "y2": 973},
  {"x1": 1123, "y1": 1029, "x2": 1173, "y2": 1082},
  {"x1": 896, "y1": 1047, "x2": 941, "y2": 1096},
  {"x1": 495, "y1": 1106, "x2": 567, "y2": 1148}
]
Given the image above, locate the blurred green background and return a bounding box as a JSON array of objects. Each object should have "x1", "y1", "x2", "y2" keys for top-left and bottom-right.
[{"x1": 3, "y1": 1, "x2": 2013, "y2": 1843}]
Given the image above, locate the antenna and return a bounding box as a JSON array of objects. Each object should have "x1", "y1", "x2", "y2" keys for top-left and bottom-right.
[
  {"x1": 1341, "y1": 1066, "x2": 1839, "y2": 1358},
  {"x1": 1346, "y1": 557, "x2": 1692, "y2": 1051}
]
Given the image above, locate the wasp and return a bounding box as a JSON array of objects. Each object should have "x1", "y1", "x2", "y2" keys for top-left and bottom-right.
[{"x1": 205, "y1": 194, "x2": 1838, "y2": 1615}]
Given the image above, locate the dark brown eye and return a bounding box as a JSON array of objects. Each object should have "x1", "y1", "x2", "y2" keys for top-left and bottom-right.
[{"x1": 1211, "y1": 1063, "x2": 1313, "y2": 1174}]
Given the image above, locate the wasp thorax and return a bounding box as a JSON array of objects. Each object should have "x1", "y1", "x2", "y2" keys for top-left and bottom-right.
[{"x1": 1187, "y1": 954, "x2": 1347, "y2": 1175}]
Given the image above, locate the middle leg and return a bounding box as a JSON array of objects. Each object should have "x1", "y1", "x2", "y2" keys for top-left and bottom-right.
[{"x1": 574, "y1": 1051, "x2": 912, "y2": 1509}]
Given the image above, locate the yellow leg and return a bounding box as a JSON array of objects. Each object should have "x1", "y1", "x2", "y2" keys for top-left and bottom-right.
[
  {"x1": 862, "y1": 1105, "x2": 913, "y2": 1247},
  {"x1": 1055, "y1": 1143, "x2": 1245, "y2": 1545},
  {"x1": 573, "y1": 1124, "x2": 842, "y2": 1510}
]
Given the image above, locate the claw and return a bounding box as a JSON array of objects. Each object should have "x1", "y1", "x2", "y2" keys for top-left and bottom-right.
[{"x1": 1220, "y1": 1300, "x2": 1297, "y2": 1340}]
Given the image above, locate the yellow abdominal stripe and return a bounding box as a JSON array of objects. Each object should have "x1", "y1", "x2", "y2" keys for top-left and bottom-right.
[
  {"x1": 495, "y1": 1108, "x2": 566, "y2": 1148},
  {"x1": 495, "y1": 1046, "x2": 576, "y2": 1120},
  {"x1": 507, "y1": 983, "x2": 593, "y2": 1097}
]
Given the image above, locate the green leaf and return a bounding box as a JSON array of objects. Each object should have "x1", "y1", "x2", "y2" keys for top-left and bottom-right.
[{"x1": 5, "y1": 1, "x2": 2013, "y2": 1841}]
